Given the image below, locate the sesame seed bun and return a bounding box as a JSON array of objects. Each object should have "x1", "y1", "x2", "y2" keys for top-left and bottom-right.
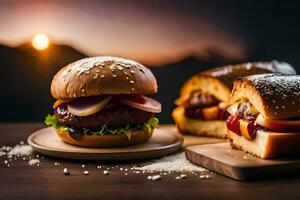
[
  {"x1": 51, "y1": 56, "x2": 157, "y2": 99},
  {"x1": 56, "y1": 128, "x2": 153, "y2": 147},
  {"x1": 229, "y1": 74, "x2": 300, "y2": 120}
]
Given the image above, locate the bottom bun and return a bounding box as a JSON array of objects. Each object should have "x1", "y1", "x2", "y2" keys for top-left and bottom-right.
[
  {"x1": 172, "y1": 107, "x2": 227, "y2": 138},
  {"x1": 228, "y1": 130, "x2": 300, "y2": 159},
  {"x1": 56, "y1": 128, "x2": 153, "y2": 147}
]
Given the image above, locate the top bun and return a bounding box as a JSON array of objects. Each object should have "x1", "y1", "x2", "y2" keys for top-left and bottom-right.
[
  {"x1": 229, "y1": 74, "x2": 300, "y2": 120},
  {"x1": 177, "y1": 60, "x2": 295, "y2": 104},
  {"x1": 51, "y1": 56, "x2": 158, "y2": 99}
]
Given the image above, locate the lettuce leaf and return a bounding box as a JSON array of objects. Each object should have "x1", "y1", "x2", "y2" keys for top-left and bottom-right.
[
  {"x1": 45, "y1": 114, "x2": 70, "y2": 132},
  {"x1": 44, "y1": 114, "x2": 159, "y2": 140}
]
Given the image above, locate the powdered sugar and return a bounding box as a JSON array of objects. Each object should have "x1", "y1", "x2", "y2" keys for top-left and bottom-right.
[
  {"x1": 28, "y1": 159, "x2": 40, "y2": 166},
  {"x1": 132, "y1": 152, "x2": 206, "y2": 172},
  {"x1": 8, "y1": 144, "x2": 33, "y2": 156},
  {"x1": 246, "y1": 74, "x2": 300, "y2": 117},
  {"x1": 208, "y1": 60, "x2": 294, "y2": 77}
]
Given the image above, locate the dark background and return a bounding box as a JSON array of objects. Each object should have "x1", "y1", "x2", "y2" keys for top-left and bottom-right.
[{"x1": 0, "y1": 0, "x2": 299, "y2": 123}]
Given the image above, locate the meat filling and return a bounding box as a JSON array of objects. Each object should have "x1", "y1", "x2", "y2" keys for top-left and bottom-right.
[
  {"x1": 184, "y1": 92, "x2": 219, "y2": 108},
  {"x1": 182, "y1": 92, "x2": 225, "y2": 120},
  {"x1": 55, "y1": 104, "x2": 154, "y2": 129}
]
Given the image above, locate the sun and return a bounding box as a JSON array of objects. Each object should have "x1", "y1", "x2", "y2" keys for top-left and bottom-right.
[{"x1": 32, "y1": 34, "x2": 50, "y2": 50}]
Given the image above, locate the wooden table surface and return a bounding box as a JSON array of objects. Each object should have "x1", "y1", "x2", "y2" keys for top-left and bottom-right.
[{"x1": 1, "y1": 123, "x2": 300, "y2": 200}]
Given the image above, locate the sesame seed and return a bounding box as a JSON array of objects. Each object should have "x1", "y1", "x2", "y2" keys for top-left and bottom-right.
[
  {"x1": 63, "y1": 168, "x2": 70, "y2": 175},
  {"x1": 112, "y1": 74, "x2": 117, "y2": 78},
  {"x1": 101, "y1": 75, "x2": 105, "y2": 79},
  {"x1": 130, "y1": 80, "x2": 134, "y2": 84},
  {"x1": 117, "y1": 66, "x2": 123, "y2": 70},
  {"x1": 282, "y1": 105, "x2": 285, "y2": 109},
  {"x1": 84, "y1": 171, "x2": 89, "y2": 175},
  {"x1": 81, "y1": 89, "x2": 85, "y2": 93},
  {"x1": 199, "y1": 175, "x2": 205, "y2": 179},
  {"x1": 131, "y1": 88, "x2": 135, "y2": 91},
  {"x1": 82, "y1": 164, "x2": 86, "y2": 168},
  {"x1": 96, "y1": 69, "x2": 100, "y2": 73},
  {"x1": 275, "y1": 106, "x2": 279, "y2": 109},
  {"x1": 130, "y1": 70, "x2": 135, "y2": 74},
  {"x1": 103, "y1": 170, "x2": 109, "y2": 175},
  {"x1": 126, "y1": 77, "x2": 129, "y2": 80},
  {"x1": 180, "y1": 174, "x2": 187, "y2": 179},
  {"x1": 73, "y1": 93, "x2": 77, "y2": 98},
  {"x1": 151, "y1": 175, "x2": 161, "y2": 181}
]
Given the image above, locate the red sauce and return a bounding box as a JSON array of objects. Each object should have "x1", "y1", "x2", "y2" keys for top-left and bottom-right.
[
  {"x1": 247, "y1": 120, "x2": 260, "y2": 139},
  {"x1": 226, "y1": 115, "x2": 265, "y2": 138},
  {"x1": 226, "y1": 115, "x2": 241, "y2": 134}
]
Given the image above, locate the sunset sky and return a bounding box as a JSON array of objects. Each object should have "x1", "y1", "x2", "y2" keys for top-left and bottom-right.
[{"x1": 0, "y1": 0, "x2": 247, "y2": 65}]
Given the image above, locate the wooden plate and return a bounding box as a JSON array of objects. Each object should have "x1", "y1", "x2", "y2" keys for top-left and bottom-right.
[
  {"x1": 27, "y1": 125, "x2": 183, "y2": 160},
  {"x1": 185, "y1": 143, "x2": 300, "y2": 181}
]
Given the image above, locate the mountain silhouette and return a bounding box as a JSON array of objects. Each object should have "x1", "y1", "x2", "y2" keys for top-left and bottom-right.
[
  {"x1": 0, "y1": 43, "x2": 244, "y2": 122},
  {"x1": 0, "y1": 43, "x2": 86, "y2": 121}
]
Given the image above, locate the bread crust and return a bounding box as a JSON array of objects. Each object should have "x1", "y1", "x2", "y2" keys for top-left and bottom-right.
[
  {"x1": 172, "y1": 107, "x2": 227, "y2": 138},
  {"x1": 51, "y1": 56, "x2": 157, "y2": 99},
  {"x1": 229, "y1": 74, "x2": 300, "y2": 119},
  {"x1": 177, "y1": 61, "x2": 295, "y2": 104},
  {"x1": 228, "y1": 130, "x2": 300, "y2": 159},
  {"x1": 56, "y1": 128, "x2": 153, "y2": 147}
]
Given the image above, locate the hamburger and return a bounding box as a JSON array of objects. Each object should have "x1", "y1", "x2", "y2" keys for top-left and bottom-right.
[
  {"x1": 45, "y1": 56, "x2": 161, "y2": 147},
  {"x1": 172, "y1": 61, "x2": 296, "y2": 138},
  {"x1": 226, "y1": 74, "x2": 300, "y2": 159}
]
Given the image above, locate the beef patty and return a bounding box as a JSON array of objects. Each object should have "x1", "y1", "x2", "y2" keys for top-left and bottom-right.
[{"x1": 54, "y1": 104, "x2": 154, "y2": 129}]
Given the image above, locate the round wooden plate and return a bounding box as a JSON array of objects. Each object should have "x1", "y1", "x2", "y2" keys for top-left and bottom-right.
[{"x1": 27, "y1": 125, "x2": 183, "y2": 160}]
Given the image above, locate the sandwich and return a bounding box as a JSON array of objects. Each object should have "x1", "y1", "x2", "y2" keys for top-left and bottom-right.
[
  {"x1": 172, "y1": 61, "x2": 296, "y2": 138},
  {"x1": 45, "y1": 56, "x2": 161, "y2": 147},
  {"x1": 227, "y1": 74, "x2": 300, "y2": 159}
]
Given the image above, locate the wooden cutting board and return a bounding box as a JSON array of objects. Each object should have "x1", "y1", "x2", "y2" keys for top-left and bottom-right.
[
  {"x1": 28, "y1": 125, "x2": 183, "y2": 160},
  {"x1": 185, "y1": 143, "x2": 300, "y2": 181}
]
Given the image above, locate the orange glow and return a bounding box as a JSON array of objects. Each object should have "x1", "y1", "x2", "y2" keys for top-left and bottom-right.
[{"x1": 32, "y1": 34, "x2": 50, "y2": 50}]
